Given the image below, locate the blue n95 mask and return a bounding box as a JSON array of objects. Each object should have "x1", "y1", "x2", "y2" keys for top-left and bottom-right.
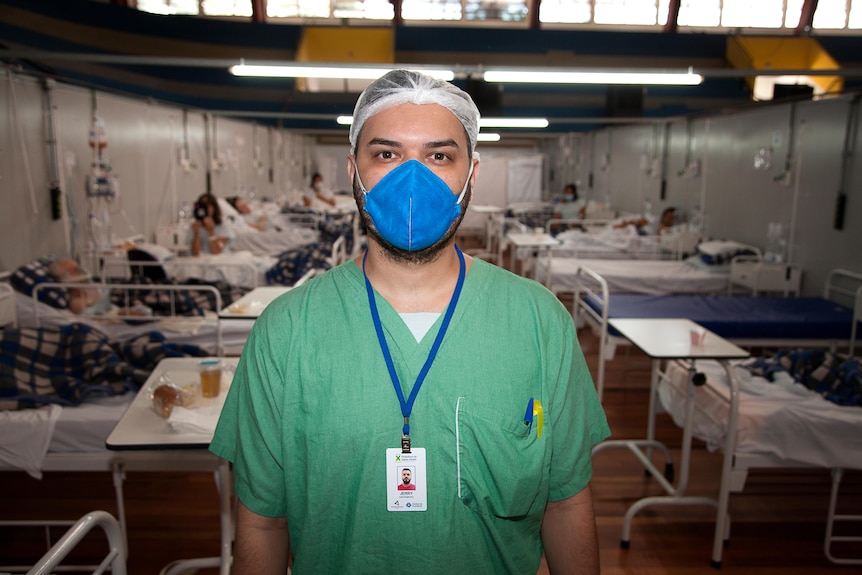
[{"x1": 357, "y1": 159, "x2": 472, "y2": 252}]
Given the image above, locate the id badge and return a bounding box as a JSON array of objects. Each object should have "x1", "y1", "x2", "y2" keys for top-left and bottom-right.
[{"x1": 386, "y1": 447, "x2": 427, "y2": 512}]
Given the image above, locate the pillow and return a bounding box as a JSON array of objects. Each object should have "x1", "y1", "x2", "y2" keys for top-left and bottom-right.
[
  {"x1": 217, "y1": 197, "x2": 239, "y2": 218},
  {"x1": 696, "y1": 240, "x2": 759, "y2": 266},
  {"x1": 9, "y1": 257, "x2": 70, "y2": 309}
]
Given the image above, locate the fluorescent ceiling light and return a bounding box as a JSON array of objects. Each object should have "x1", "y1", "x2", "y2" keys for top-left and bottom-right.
[
  {"x1": 483, "y1": 70, "x2": 703, "y2": 86},
  {"x1": 339, "y1": 116, "x2": 548, "y2": 129},
  {"x1": 477, "y1": 133, "x2": 501, "y2": 142},
  {"x1": 479, "y1": 118, "x2": 549, "y2": 128},
  {"x1": 231, "y1": 64, "x2": 454, "y2": 81}
]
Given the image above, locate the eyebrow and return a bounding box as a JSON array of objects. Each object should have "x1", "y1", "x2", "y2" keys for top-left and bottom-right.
[
  {"x1": 424, "y1": 139, "x2": 460, "y2": 150},
  {"x1": 364, "y1": 138, "x2": 460, "y2": 150},
  {"x1": 366, "y1": 137, "x2": 401, "y2": 148}
]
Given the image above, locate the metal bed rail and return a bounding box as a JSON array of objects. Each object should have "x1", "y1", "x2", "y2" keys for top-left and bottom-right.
[
  {"x1": 32, "y1": 281, "x2": 224, "y2": 356},
  {"x1": 23, "y1": 510, "x2": 126, "y2": 575},
  {"x1": 660, "y1": 358, "x2": 861, "y2": 567}
]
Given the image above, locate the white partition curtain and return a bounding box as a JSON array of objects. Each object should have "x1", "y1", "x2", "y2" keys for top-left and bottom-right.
[{"x1": 507, "y1": 155, "x2": 543, "y2": 204}]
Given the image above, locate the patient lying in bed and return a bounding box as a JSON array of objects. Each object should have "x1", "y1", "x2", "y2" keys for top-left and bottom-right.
[{"x1": 47, "y1": 259, "x2": 151, "y2": 317}]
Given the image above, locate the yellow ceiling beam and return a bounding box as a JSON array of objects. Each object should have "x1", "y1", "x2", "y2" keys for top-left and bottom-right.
[
  {"x1": 296, "y1": 27, "x2": 394, "y2": 92},
  {"x1": 726, "y1": 36, "x2": 843, "y2": 96}
]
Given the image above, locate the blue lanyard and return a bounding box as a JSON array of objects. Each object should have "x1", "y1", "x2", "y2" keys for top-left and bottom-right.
[{"x1": 362, "y1": 246, "x2": 466, "y2": 452}]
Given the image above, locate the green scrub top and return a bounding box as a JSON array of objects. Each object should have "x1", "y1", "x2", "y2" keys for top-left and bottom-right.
[{"x1": 211, "y1": 256, "x2": 609, "y2": 574}]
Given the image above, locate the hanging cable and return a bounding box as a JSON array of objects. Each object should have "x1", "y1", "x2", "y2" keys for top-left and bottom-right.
[{"x1": 9, "y1": 70, "x2": 39, "y2": 215}]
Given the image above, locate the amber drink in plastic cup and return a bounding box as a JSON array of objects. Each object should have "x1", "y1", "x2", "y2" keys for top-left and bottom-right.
[{"x1": 200, "y1": 360, "x2": 222, "y2": 398}]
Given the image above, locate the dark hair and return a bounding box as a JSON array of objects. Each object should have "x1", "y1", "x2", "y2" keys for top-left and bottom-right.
[
  {"x1": 226, "y1": 196, "x2": 240, "y2": 210},
  {"x1": 194, "y1": 193, "x2": 223, "y2": 225},
  {"x1": 310, "y1": 173, "x2": 322, "y2": 187},
  {"x1": 564, "y1": 183, "x2": 578, "y2": 199}
]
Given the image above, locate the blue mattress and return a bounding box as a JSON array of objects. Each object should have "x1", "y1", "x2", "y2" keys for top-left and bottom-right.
[{"x1": 585, "y1": 294, "x2": 857, "y2": 340}]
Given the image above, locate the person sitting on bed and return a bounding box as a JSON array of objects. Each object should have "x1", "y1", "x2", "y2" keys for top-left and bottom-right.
[
  {"x1": 555, "y1": 183, "x2": 586, "y2": 221},
  {"x1": 188, "y1": 193, "x2": 235, "y2": 255},
  {"x1": 656, "y1": 207, "x2": 677, "y2": 235},
  {"x1": 551, "y1": 183, "x2": 587, "y2": 234},
  {"x1": 227, "y1": 196, "x2": 267, "y2": 231},
  {"x1": 303, "y1": 172, "x2": 337, "y2": 210}
]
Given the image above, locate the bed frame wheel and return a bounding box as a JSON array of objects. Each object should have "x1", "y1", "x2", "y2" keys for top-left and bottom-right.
[
  {"x1": 664, "y1": 462, "x2": 675, "y2": 482},
  {"x1": 710, "y1": 559, "x2": 722, "y2": 569},
  {"x1": 620, "y1": 539, "x2": 630, "y2": 549}
]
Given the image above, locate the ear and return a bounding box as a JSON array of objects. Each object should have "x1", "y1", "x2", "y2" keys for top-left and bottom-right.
[
  {"x1": 346, "y1": 155, "x2": 357, "y2": 184},
  {"x1": 468, "y1": 158, "x2": 480, "y2": 190}
]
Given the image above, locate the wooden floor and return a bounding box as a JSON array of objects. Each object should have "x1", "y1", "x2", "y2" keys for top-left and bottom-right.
[{"x1": 2, "y1": 261, "x2": 861, "y2": 573}]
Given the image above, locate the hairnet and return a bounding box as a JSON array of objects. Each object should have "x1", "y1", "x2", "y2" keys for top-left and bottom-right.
[{"x1": 349, "y1": 70, "x2": 481, "y2": 155}]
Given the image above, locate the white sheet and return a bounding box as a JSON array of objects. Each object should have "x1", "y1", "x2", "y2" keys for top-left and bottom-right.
[
  {"x1": 0, "y1": 404, "x2": 61, "y2": 478},
  {"x1": 660, "y1": 360, "x2": 862, "y2": 470},
  {"x1": 232, "y1": 227, "x2": 318, "y2": 257},
  {"x1": 167, "y1": 251, "x2": 276, "y2": 289},
  {"x1": 541, "y1": 257, "x2": 730, "y2": 295},
  {"x1": 553, "y1": 228, "x2": 665, "y2": 259}
]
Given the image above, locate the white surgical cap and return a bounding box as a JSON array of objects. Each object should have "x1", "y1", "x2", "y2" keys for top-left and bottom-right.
[{"x1": 349, "y1": 70, "x2": 481, "y2": 155}]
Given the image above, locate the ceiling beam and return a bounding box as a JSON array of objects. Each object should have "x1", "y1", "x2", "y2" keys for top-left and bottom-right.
[{"x1": 2, "y1": 50, "x2": 859, "y2": 80}]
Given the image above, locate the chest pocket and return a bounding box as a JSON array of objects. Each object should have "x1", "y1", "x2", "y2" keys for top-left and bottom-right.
[{"x1": 455, "y1": 397, "x2": 548, "y2": 519}]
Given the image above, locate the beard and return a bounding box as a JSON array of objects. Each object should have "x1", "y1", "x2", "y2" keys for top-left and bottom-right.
[{"x1": 352, "y1": 176, "x2": 471, "y2": 266}]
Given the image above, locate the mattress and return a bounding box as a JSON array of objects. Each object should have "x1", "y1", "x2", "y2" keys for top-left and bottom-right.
[
  {"x1": 543, "y1": 257, "x2": 730, "y2": 295},
  {"x1": 586, "y1": 294, "x2": 856, "y2": 340},
  {"x1": 0, "y1": 395, "x2": 132, "y2": 478},
  {"x1": 660, "y1": 360, "x2": 862, "y2": 470}
]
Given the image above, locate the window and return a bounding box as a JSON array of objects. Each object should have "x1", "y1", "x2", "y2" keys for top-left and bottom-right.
[
  {"x1": 539, "y1": 0, "x2": 592, "y2": 23},
  {"x1": 267, "y1": 0, "x2": 329, "y2": 18},
  {"x1": 137, "y1": 0, "x2": 200, "y2": 15},
  {"x1": 402, "y1": 0, "x2": 462, "y2": 20},
  {"x1": 202, "y1": 0, "x2": 253, "y2": 16},
  {"x1": 136, "y1": 0, "x2": 862, "y2": 31},
  {"x1": 464, "y1": 0, "x2": 529, "y2": 22},
  {"x1": 594, "y1": 0, "x2": 663, "y2": 25},
  {"x1": 333, "y1": 0, "x2": 394, "y2": 19},
  {"x1": 678, "y1": 0, "x2": 721, "y2": 27}
]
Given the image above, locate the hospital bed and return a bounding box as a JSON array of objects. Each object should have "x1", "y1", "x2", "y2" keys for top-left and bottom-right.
[
  {"x1": 537, "y1": 240, "x2": 763, "y2": 297},
  {"x1": 577, "y1": 264, "x2": 861, "y2": 400},
  {"x1": 111, "y1": 231, "x2": 347, "y2": 291},
  {"x1": 16, "y1": 280, "x2": 257, "y2": 356},
  {"x1": 221, "y1": 196, "x2": 322, "y2": 257},
  {"x1": 23, "y1": 510, "x2": 127, "y2": 575},
  {"x1": 656, "y1": 354, "x2": 862, "y2": 566},
  {"x1": 0, "y1": 286, "x2": 227, "y2": 572},
  {"x1": 546, "y1": 221, "x2": 700, "y2": 261},
  {"x1": 229, "y1": 195, "x2": 359, "y2": 258},
  {"x1": 538, "y1": 255, "x2": 737, "y2": 298},
  {"x1": 98, "y1": 240, "x2": 269, "y2": 294},
  {"x1": 164, "y1": 252, "x2": 275, "y2": 290}
]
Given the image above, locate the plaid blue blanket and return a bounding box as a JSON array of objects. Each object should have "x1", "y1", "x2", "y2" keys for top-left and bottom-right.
[
  {"x1": 740, "y1": 348, "x2": 862, "y2": 407},
  {"x1": 108, "y1": 275, "x2": 240, "y2": 316},
  {"x1": 0, "y1": 322, "x2": 208, "y2": 410},
  {"x1": 265, "y1": 219, "x2": 355, "y2": 286}
]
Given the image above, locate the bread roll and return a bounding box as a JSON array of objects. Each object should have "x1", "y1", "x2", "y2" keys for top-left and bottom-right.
[{"x1": 152, "y1": 384, "x2": 182, "y2": 418}]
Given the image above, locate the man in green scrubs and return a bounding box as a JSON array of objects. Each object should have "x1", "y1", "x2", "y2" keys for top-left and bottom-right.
[{"x1": 210, "y1": 69, "x2": 610, "y2": 575}]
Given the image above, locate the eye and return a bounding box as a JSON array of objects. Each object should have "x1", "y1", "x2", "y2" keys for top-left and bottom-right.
[{"x1": 375, "y1": 150, "x2": 396, "y2": 161}]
